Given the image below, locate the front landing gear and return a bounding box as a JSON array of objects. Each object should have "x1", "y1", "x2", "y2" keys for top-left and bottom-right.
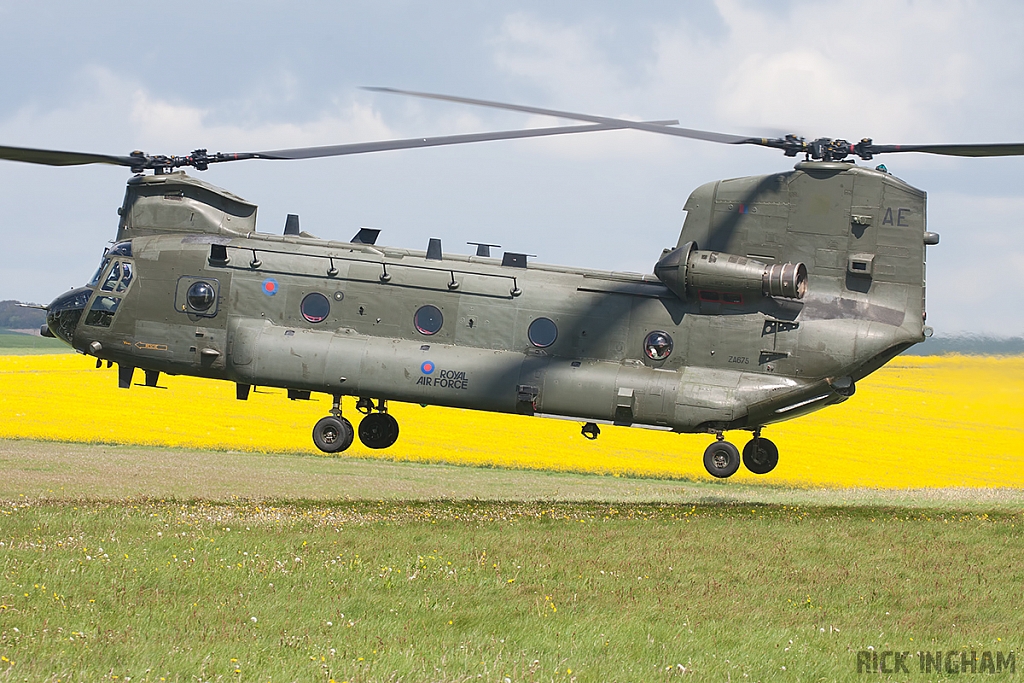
[
  {"x1": 312, "y1": 394, "x2": 354, "y2": 454},
  {"x1": 703, "y1": 436, "x2": 741, "y2": 478},
  {"x1": 356, "y1": 398, "x2": 399, "y2": 449}
]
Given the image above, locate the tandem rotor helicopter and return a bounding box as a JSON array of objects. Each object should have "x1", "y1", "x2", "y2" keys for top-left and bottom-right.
[{"x1": 5, "y1": 87, "x2": 1022, "y2": 478}]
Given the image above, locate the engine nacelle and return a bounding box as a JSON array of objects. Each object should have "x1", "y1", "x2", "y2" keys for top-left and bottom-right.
[{"x1": 654, "y1": 241, "x2": 807, "y2": 303}]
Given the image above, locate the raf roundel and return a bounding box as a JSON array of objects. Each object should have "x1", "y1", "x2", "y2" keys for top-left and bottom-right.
[
  {"x1": 262, "y1": 278, "x2": 278, "y2": 296},
  {"x1": 420, "y1": 360, "x2": 435, "y2": 375}
]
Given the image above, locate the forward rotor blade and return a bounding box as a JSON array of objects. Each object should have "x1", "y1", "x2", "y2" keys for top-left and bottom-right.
[
  {"x1": 869, "y1": 142, "x2": 1024, "y2": 157},
  {"x1": 249, "y1": 120, "x2": 678, "y2": 160},
  {"x1": 0, "y1": 145, "x2": 137, "y2": 167},
  {"x1": 365, "y1": 86, "x2": 757, "y2": 146},
  {"x1": 1, "y1": 120, "x2": 677, "y2": 172}
]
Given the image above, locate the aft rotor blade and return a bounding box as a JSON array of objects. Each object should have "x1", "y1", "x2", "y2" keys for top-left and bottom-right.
[
  {"x1": 365, "y1": 86, "x2": 759, "y2": 146},
  {"x1": 0, "y1": 145, "x2": 137, "y2": 167},
  {"x1": 249, "y1": 120, "x2": 678, "y2": 160},
  {"x1": 868, "y1": 142, "x2": 1024, "y2": 157}
]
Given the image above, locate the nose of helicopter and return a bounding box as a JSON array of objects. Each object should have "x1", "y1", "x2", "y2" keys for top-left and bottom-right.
[{"x1": 45, "y1": 287, "x2": 92, "y2": 346}]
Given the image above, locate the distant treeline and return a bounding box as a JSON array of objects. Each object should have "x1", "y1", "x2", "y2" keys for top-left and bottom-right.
[
  {"x1": 902, "y1": 335, "x2": 1024, "y2": 356},
  {"x1": 0, "y1": 300, "x2": 45, "y2": 330}
]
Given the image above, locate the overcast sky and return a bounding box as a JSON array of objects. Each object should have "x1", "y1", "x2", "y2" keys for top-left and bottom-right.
[{"x1": 2, "y1": 0, "x2": 1022, "y2": 335}]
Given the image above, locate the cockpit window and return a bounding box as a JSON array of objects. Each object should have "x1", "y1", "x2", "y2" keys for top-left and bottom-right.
[
  {"x1": 99, "y1": 260, "x2": 135, "y2": 293},
  {"x1": 84, "y1": 296, "x2": 121, "y2": 327},
  {"x1": 101, "y1": 261, "x2": 121, "y2": 291},
  {"x1": 109, "y1": 241, "x2": 132, "y2": 257},
  {"x1": 115, "y1": 262, "x2": 133, "y2": 292},
  {"x1": 89, "y1": 257, "x2": 111, "y2": 287}
]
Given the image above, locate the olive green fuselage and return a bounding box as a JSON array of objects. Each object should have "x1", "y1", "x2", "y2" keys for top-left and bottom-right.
[{"x1": 58, "y1": 160, "x2": 928, "y2": 434}]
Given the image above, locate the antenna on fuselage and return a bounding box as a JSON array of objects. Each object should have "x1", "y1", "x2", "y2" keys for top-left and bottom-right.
[
  {"x1": 284, "y1": 214, "x2": 300, "y2": 236},
  {"x1": 351, "y1": 228, "x2": 381, "y2": 245},
  {"x1": 467, "y1": 242, "x2": 501, "y2": 257}
]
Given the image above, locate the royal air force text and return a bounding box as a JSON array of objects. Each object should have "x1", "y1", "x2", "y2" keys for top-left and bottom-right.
[{"x1": 416, "y1": 369, "x2": 470, "y2": 390}]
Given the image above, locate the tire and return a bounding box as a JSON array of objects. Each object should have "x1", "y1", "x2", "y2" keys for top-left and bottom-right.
[
  {"x1": 742, "y1": 437, "x2": 779, "y2": 475},
  {"x1": 312, "y1": 415, "x2": 354, "y2": 453},
  {"x1": 358, "y1": 413, "x2": 400, "y2": 449},
  {"x1": 703, "y1": 440, "x2": 741, "y2": 478}
]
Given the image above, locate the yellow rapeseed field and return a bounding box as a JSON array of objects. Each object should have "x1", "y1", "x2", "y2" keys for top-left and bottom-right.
[{"x1": 0, "y1": 353, "x2": 1021, "y2": 488}]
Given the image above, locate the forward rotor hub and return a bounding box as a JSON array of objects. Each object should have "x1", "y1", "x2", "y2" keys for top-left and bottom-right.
[{"x1": 776, "y1": 136, "x2": 877, "y2": 162}]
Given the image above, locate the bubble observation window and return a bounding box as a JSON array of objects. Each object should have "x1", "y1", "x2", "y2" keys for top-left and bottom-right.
[
  {"x1": 528, "y1": 317, "x2": 558, "y2": 348},
  {"x1": 644, "y1": 330, "x2": 673, "y2": 360},
  {"x1": 301, "y1": 292, "x2": 331, "y2": 323},
  {"x1": 414, "y1": 305, "x2": 443, "y2": 335},
  {"x1": 187, "y1": 281, "x2": 217, "y2": 311}
]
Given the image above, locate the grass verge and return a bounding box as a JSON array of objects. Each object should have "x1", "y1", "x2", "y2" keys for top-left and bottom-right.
[
  {"x1": 1, "y1": 440, "x2": 1023, "y2": 681},
  {"x1": 0, "y1": 332, "x2": 69, "y2": 355},
  {"x1": 0, "y1": 498, "x2": 1020, "y2": 682},
  {"x1": 3, "y1": 439, "x2": 1024, "y2": 510}
]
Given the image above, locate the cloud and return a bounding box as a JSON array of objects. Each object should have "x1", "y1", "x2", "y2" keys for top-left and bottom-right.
[
  {"x1": 128, "y1": 90, "x2": 395, "y2": 153},
  {"x1": 489, "y1": 1, "x2": 1021, "y2": 147},
  {"x1": 488, "y1": 14, "x2": 697, "y2": 160},
  {"x1": 491, "y1": 16, "x2": 616, "y2": 107},
  {"x1": 0, "y1": 66, "x2": 397, "y2": 155},
  {"x1": 644, "y1": 0, "x2": 984, "y2": 141}
]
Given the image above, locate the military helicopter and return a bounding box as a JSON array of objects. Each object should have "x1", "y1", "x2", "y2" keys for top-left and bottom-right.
[{"x1": 5, "y1": 87, "x2": 1022, "y2": 478}]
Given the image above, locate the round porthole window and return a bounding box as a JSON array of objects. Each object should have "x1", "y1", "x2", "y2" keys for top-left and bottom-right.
[
  {"x1": 414, "y1": 305, "x2": 443, "y2": 335},
  {"x1": 528, "y1": 317, "x2": 558, "y2": 348},
  {"x1": 644, "y1": 330, "x2": 673, "y2": 360},
  {"x1": 301, "y1": 292, "x2": 331, "y2": 323},
  {"x1": 186, "y1": 281, "x2": 216, "y2": 311}
]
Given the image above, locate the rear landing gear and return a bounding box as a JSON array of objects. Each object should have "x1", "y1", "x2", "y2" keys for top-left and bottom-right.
[
  {"x1": 702, "y1": 428, "x2": 780, "y2": 478},
  {"x1": 312, "y1": 394, "x2": 354, "y2": 453},
  {"x1": 356, "y1": 398, "x2": 400, "y2": 449},
  {"x1": 742, "y1": 433, "x2": 779, "y2": 475}
]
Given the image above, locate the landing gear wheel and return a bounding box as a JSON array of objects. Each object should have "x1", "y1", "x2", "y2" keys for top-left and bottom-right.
[
  {"x1": 312, "y1": 415, "x2": 354, "y2": 453},
  {"x1": 742, "y1": 437, "x2": 779, "y2": 475},
  {"x1": 703, "y1": 440, "x2": 741, "y2": 478},
  {"x1": 358, "y1": 412, "x2": 400, "y2": 449}
]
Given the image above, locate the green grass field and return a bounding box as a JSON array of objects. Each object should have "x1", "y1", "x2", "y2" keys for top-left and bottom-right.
[{"x1": 1, "y1": 441, "x2": 1022, "y2": 682}]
